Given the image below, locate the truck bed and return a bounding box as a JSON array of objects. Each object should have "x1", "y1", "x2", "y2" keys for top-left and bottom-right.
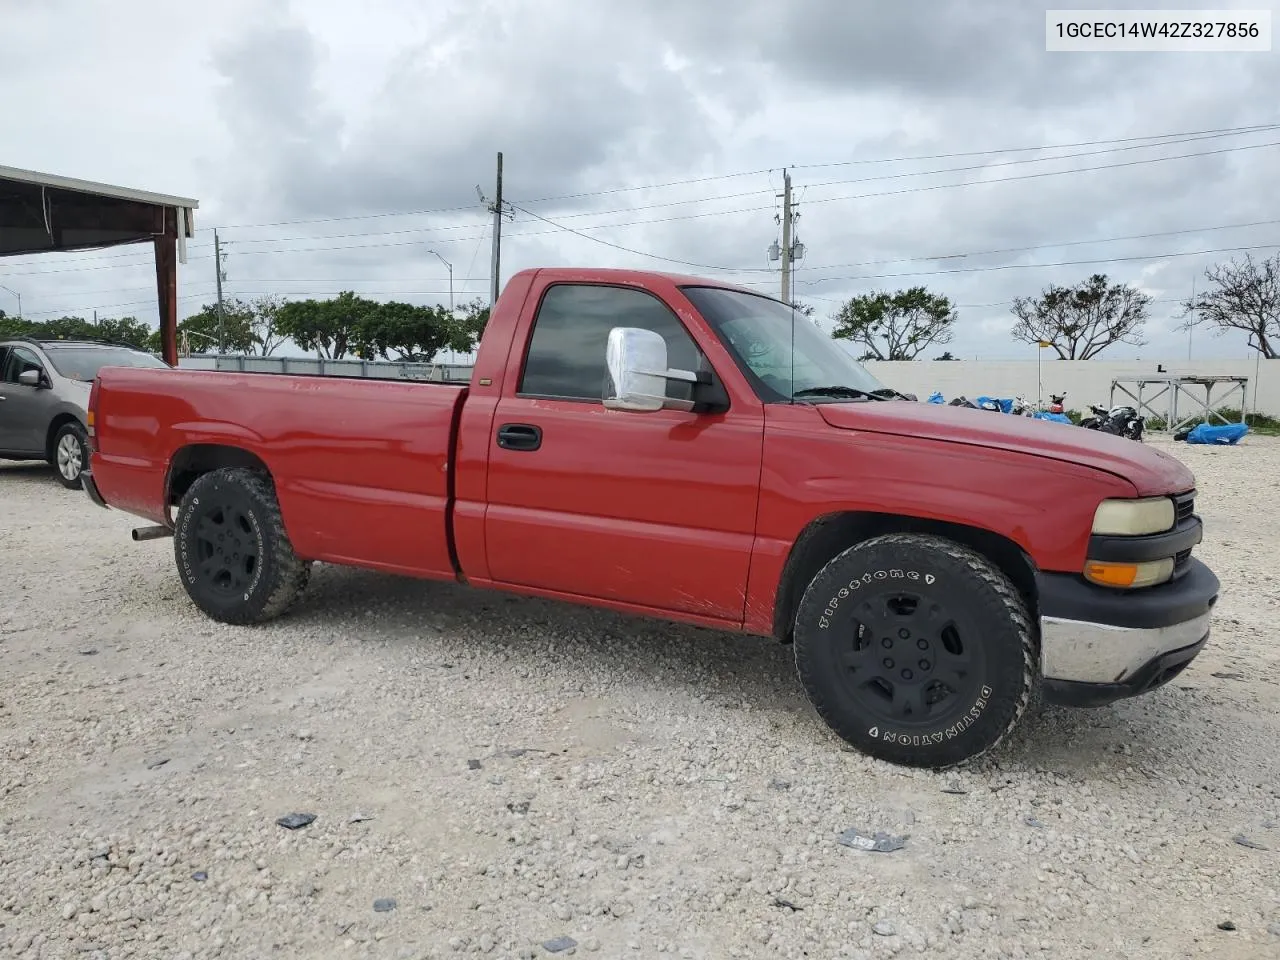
[{"x1": 92, "y1": 367, "x2": 467, "y2": 578}]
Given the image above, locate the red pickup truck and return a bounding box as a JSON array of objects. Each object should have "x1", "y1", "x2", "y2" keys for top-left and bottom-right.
[{"x1": 82, "y1": 268, "x2": 1219, "y2": 768}]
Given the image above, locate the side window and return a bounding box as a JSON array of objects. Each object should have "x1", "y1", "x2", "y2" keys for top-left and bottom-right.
[
  {"x1": 0, "y1": 347, "x2": 10, "y2": 381},
  {"x1": 5, "y1": 347, "x2": 43, "y2": 384},
  {"x1": 518, "y1": 284, "x2": 704, "y2": 402}
]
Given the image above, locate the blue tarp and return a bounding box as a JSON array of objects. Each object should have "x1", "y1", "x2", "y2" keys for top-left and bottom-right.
[
  {"x1": 1032, "y1": 411, "x2": 1073, "y2": 424},
  {"x1": 1185, "y1": 422, "x2": 1249, "y2": 445},
  {"x1": 927, "y1": 391, "x2": 945, "y2": 404},
  {"x1": 974, "y1": 396, "x2": 1014, "y2": 413}
]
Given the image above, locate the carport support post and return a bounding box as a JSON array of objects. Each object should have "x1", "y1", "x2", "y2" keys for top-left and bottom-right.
[{"x1": 154, "y1": 209, "x2": 178, "y2": 367}]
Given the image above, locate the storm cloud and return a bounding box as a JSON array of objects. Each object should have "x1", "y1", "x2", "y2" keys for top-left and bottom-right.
[{"x1": 2, "y1": 0, "x2": 1277, "y2": 360}]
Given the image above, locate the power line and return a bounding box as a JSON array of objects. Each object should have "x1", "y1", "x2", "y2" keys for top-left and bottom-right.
[
  {"x1": 798, "y1": 217, "x2": 1280, "y2": 272},
  {"x1": 491, "y1": 122, "x2": 1280, "y2": 204},
  {"x1": 8, "y1": 133, "x2": 1278, "y2": 284},
  {"x1": 187, "y1": 121, "x2": 1280, "y2": 231},
  {"x1": 797, "y1": 242, "x2": 1280, "y2": 286},
  {"x1": 507, "y1": 203, "x2": 745, "y2": 271}
]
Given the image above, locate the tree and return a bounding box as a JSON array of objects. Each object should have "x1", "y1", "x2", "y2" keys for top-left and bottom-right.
[
  {"x1": 360, "y1": 301, "x2": 456, "y2": 362},
  {"x1": 249, "y1": 295, "x2": 288, "y2": 356},
  {"x1": 0, "y1": 313, "x2": 154, "y2": 351},
  {"x1": 831, "y1": 287, "x2": 956, "y2": 360},
  {"x1": 1010, "y1": 274, "x2": 1148, "y2": 359},
  {"x1": 935, "y1": 351, "x2": 959, "y2": 360},
  {"x1": 176, "y1": 299, "x2": 257, "y2": 354},
  {"x1": 95, "y1": 316, "x2": 154, "y2": 351},
  {"x1": 1179, "y1": 253, "x2": 1280, "y2": 358},
  {"x1": 275, "y1": 291, "x2": 379, "y2": 359},
  {"x1": 448, "y1": 297, "x2": 489, "y2": 354}
]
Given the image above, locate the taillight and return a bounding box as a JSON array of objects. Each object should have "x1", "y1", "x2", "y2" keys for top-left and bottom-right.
[{"x1": 87, "y1": 379, "x2": 99, "y2": 452}]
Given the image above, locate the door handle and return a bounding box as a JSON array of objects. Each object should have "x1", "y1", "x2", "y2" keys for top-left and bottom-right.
[{"x1": 496, "y1": 423, "x2": 542, "y2": 451}]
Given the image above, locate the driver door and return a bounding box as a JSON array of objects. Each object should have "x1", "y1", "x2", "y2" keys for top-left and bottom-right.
[
  {"x1": 0, "y1": 346, "x2": 51, "y2": 456},
  {"x1": 482, "y1": 281, "x2": 765, "y2": 623}
]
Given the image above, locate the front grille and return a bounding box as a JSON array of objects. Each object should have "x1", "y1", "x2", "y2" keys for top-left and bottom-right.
[
  {"x1": 1174, "y1": 491, "x2": 1196, "y2": 524},
  {"x1": 1174, "y1": 547, "x2": 1192, "y2": 569}
]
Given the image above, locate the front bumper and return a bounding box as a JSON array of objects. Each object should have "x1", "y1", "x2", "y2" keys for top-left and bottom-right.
[
  {"x1": 1037, "y1": 556, "x2": 1219, "y2": 707},
  {"x1": 82, "y1": 466, "x2": 108, "y2": 509}
]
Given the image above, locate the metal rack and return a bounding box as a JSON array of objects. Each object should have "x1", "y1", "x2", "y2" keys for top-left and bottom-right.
[
  {"x1": 178, "y1": 354, "x2": 474, "y2": 382},
  {"x1": 1109, "y1": 375, "x2": 1248, "y2": 433}
]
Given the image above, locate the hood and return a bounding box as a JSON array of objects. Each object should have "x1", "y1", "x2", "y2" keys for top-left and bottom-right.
[{"x1": 815, "y1": 401, "x2": 1194, "y2": 496}]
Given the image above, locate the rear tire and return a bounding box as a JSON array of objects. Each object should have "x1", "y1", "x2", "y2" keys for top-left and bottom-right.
[
  {"x1": 52, "y1": 421, "x2": 88, "y2": 490},
  {"x1": 173, "y1": 467, "x2": 310, "y2": 624},
  {"x1": 792, "y1": 533, "x2": 1036, "y2": 768}
]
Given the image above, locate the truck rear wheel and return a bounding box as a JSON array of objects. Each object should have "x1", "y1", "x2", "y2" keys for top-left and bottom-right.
[
  {"x1": 173, "y1": 467, "x2": 311, "y2": 625},
  {"x1": 792, "y1": 533, "x2": 1035, "y2": 768}
]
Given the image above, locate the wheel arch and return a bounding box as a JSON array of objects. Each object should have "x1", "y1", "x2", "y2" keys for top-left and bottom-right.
[
  {"x1": 166, "y1": 444, "x2": 274, "y2": 514},
  {"x1": 45, "y1": 412, "x2": 85, "y2": 461},
  {"x1": 772, "y1": 511, "x2": 1039, "y2": 643}
]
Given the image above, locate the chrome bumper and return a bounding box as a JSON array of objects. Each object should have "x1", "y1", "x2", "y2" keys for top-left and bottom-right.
[{"x1": 1040, "y1": 609, "x2": 1213, "y2": 685}]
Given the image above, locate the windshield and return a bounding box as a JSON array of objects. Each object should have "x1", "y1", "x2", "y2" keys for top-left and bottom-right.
[
  {"x1": 43, "y1": 346, "x2": 168, "y2": 382},
  {"x1": 680, "y1": 286, "x2": 888, "y2": 403}
]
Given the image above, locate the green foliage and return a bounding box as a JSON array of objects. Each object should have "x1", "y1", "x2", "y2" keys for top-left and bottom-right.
[
  {"x1": 831, "y1": 287, "x2": 956, "y2": 360},
  {"x1": 176, "y1": 298, "x2": 260, "y2": 354},
  {"x1": 1, "y1": 293, "x2": 492, "y2": 365},
  {"x1": 0, "y1": 313, "x2": 156, "y2": 351},
  {"x1": 275, "y1": 292, "x2": 489, "y2": 362},
  {"x1": 935, "y1": 351, "x2": 959, "y2": 360},
  {"x1": 274, "y1": 292, "x2": 379, "y2": 359},
  {"x1": 1010, "y1": 274, "x2": 1148, "y2": 359}
]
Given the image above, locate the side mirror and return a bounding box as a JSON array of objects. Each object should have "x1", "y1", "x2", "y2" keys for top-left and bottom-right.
[
  {"x1": 17, "y1": 369, "x2": 45, "y2": 388},
  {"x1": 604, "y1": 327, "x2": 670, "y2": 412}
]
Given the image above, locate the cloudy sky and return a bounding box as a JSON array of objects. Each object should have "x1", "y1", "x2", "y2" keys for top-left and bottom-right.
[{"x1": 2, "y1": 0, "x2": 1278, "y2": 360}]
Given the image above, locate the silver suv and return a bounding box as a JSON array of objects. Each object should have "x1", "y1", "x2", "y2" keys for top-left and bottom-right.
[{"x1": 0, "y1": 337, "x2": 168, "y2": 489}]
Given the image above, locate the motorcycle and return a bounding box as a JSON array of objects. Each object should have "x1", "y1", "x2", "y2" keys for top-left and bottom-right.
[
  {"x1": 1080, "y1": 403, "x2": 1144, "y2": 440},
  {"x1": 1009, "y1": 396, "x2": 1036, "y2": 417},
  {"x1": 1047, "y1": 393, "x2": 1066, "y2": 415}
]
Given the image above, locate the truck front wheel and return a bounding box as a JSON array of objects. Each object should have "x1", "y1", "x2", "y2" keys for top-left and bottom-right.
[
  {"x1": 173, "y1": 467, "x2": 311, "y2": 625},
  {"x1": 792, "y1": 533, "x2": 1035, "y2": 768}
]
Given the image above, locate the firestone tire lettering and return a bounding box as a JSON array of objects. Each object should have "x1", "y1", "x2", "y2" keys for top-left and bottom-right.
[{"x1": 791, "y1": 533, "x2": 1036, "y2": 769}]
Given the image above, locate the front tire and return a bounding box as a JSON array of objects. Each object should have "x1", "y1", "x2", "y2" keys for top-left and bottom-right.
[
  {"x1": 173, "y1": 467, "x2": 311, "y2": 625},
  {"x1": 792, "y1": 533, "x2": 1036, "y2": 768},
  {"x1": 52, "y1": 421, "x2": 88, "y2": 490}
]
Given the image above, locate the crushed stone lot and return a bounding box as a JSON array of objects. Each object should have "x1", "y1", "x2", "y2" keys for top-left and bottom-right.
[{"x1": 2, "y1": 436, "x2": 1279, "y2": 960}]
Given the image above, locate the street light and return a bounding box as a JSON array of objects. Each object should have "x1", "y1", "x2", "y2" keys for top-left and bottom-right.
[
  {"x1": 425, "y1": 249, "x2": 455, "y2": 363},
  {"x1": 0, "y1": 283, "x2": 21, "y2": 318}
]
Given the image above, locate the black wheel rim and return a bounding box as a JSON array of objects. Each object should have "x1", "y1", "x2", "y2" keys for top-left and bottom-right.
[
  {"x1": 832, "y1": 590, "x2": 986, "y2": 728},
  {"x1": 192, "y1": 501, "x2": 259, "y2": 594}
]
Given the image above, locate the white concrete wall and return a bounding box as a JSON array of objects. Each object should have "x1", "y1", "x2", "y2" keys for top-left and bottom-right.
[{"x1": 863, "y1": 358, "x2": 1279, "y2": 419}]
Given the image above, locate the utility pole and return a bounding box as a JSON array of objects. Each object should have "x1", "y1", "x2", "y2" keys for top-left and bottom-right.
[
  {"x1": 767, "y1": 169, "x2": 805, "y2": 303},
  {"x1": 0, "y1": 283, "x2": 20, "y2": 318},
  {"x1": 490, "y1": 152, "x2": 503, "y2": 307},
  {"x1": 214, "y1": 230, "x2": 226, "y2": 354},
  {"x1": 478, "y1": 153, "x2": 513, "y2": 310},
  {"x1": 780, "y1": 169, "x2": 792, "y2": 303}
]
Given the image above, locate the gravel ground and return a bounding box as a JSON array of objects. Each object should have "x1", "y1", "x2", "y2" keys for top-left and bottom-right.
[{"x1": 2, "y1": 435, "x2": 1279, "y2": 960}]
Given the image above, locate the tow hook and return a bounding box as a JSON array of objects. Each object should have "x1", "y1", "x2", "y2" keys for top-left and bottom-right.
[{"x1": 131, "y1": 525, "x2": 173, "y2": 542}]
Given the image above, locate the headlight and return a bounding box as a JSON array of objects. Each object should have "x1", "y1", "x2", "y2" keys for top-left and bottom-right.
[
  {"x1": 1092, "y1": 497, "x2": 1175, "y2": 536},
  {"x1": 1084, "y1": 557, "x2": 1176, "y2": 589}
]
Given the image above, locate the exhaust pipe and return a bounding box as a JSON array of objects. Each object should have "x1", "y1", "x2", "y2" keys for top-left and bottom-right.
[{"x1": 131, "y1": 525, "x2": 173, "y2": 542}]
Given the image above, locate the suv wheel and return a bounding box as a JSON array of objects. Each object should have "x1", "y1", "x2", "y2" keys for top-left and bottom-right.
[{"x1": 52, "y1": 421, "x2": 89, "y2": 490}]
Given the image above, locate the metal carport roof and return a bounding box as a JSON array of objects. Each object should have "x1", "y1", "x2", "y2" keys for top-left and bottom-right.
[{"x1": 0, "y1": 164, "x2": 199, "y2": 365}]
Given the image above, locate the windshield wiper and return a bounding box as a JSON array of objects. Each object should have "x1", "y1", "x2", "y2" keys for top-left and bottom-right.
[{"x1": 791, "y1": 385, "x2": 886, "y2": 401}]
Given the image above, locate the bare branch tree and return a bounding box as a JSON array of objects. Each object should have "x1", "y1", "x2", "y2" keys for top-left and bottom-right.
[
  {"x1": 1179, "y1": 253, "x2": 1280, "y2": 358},
  {"x1": 831, "y1": 287, "x2": 956, "y2": 360},
  {"x1": 1010, "y1": 274, "x2": 1148, "y2": 359}
]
